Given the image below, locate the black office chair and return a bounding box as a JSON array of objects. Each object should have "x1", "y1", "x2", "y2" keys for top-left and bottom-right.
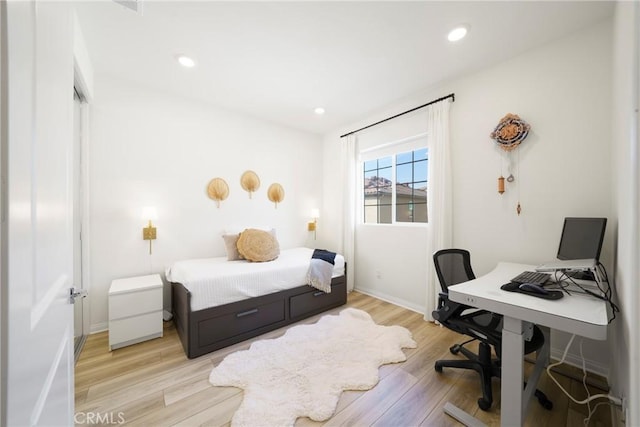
[{"x1": 431, "y1": 248, "x2": 552, "y2": 411}]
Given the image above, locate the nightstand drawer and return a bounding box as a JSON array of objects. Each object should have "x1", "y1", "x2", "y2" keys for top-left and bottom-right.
[
  {"x1": 109, "y1": 311, "x2": 162, "y2": 349},
  {"x1": 109, "y1": 287, "x2": 162, "y2": 320}
]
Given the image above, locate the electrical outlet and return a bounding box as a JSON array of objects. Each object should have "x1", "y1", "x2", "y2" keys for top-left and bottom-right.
[
  {"x1": 375, "y1": 270, "x2": 381, "y2": 279},
  {"x1": 614, "y1": 396, "x2": 627, "y2": 426}
]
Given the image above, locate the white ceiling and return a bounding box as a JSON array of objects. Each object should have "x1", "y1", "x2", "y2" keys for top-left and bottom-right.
[{"x1": 74, "y1": 1, "x2": 614, "y2": 135}]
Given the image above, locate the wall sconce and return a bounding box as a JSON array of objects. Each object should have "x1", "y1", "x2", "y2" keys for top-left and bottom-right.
[
  {"x1": 142, "y1": 206, "x2": 158, "y2": 255},
  {"x1": 308, "y1": 208, "x2": 319, "y2": 240}
]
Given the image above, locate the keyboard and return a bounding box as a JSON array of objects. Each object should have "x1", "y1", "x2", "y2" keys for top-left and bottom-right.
[
  {"x1": 510, "y1": 271, "x2": 551, "y2": 285},
  {"x1": 501, "y1": 270, "x2": 564, "y2": 299}
]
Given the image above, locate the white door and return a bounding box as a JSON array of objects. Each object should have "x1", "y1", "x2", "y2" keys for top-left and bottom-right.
[
  {"x1": 73, "y1": 89, "x2": 85, "y2": 359},
  {"x1": 3, "y1": 1, "x2": 75, "y2": 425}
]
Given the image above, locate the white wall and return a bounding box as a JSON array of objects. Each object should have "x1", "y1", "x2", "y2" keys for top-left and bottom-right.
[
  {"x1": 88, "y1": 75, "x2": 323, "y2": 331},
  {"x1": 349, "y1": 113, "x2": 431, "y2": 312},
  {"x1": 610, "y1": 1, "x2": 639, "y2": 424},
  {"x1": 323, "y1": 21, "x2": 614, "y2": 375}
]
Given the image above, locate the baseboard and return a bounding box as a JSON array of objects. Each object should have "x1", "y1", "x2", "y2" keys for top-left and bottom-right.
[
  {"x1": 549, "y1": 348, "x2": 610, "y2": 381},
  {"x1": 89, "y1": 322, "x2": 108, "y2": 334},
  {"x1": 354, "y1": 286, "x2": 425, "y2": 315}
]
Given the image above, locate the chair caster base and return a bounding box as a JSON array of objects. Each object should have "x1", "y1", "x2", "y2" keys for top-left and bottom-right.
[
  {"x1": 535, "y1": 389, "x2": 553, "y2": 410},
  {"x1": 477, "y1": 397, "x2": 492, "y2": 411}
]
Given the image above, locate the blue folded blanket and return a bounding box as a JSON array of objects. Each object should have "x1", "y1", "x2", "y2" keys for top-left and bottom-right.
[{"x1": 307, "y1": 249, "x2": 336, "y2": 293}]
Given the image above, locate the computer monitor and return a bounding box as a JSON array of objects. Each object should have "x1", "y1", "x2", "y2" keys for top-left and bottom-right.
[{"x1": 556, "y1": 217, "x2": 607, "y2": 261}]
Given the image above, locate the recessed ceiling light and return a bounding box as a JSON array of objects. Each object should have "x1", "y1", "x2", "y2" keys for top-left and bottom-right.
[
  {"x1": 314, "y1": 107, "x2": 325, "y2": 115},
  {"x1": 176, "y1": 55, "x2": 196, "y2": 68},
  {"x1": 447, "y1": 25, "x2": 469, "y2": 42}
]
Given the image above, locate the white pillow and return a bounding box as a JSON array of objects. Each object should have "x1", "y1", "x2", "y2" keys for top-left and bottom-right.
[{"x1": 222, "y1": 233, "x2": 243, "y2": 261}]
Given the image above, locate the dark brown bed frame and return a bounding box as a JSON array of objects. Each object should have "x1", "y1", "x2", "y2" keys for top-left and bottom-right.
[{"x1": 171, "y1": 265, "x2": 347, "y2": 359}]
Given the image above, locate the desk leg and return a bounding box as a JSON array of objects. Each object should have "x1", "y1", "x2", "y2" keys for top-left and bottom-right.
[
  {"x1": 501, "y1": 316, "x2": 525, "y2": 427},
  {"x1": 522, "y1": 327, "x2": 550, "y2": 414}
]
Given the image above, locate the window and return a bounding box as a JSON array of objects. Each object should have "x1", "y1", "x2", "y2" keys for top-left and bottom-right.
[
  {"x1": 396, "y1": 148, "x2": 428, "y2": 223},
  {"x1": 363, "y1": 147, "x2": 428, "y2": 224},
  {"x1": 364, "y1": 157, "x2": 393, "y2": 224}
]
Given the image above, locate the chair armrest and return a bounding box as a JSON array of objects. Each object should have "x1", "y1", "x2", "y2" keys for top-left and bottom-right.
[{"x1": 432, "y1": 292, "x2": 471, "y2": 323}]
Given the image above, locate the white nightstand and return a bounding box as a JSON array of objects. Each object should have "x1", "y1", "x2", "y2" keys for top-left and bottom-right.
[{"x1": 109, "y1": 274, "x2": 163, "y2": 350}]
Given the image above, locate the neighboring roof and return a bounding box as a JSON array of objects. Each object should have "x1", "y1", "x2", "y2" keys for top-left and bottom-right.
[{"x1": 364, "y1": 181, "x2": 427, "y2": 198}]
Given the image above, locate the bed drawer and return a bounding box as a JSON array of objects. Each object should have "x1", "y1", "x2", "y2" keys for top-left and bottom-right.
[
  {"x1": 289, "y1": 282, "x2": 347, "y2": 319},
  {"x1": 197, "y1": 299, "x2": 285, "y2": 347}
]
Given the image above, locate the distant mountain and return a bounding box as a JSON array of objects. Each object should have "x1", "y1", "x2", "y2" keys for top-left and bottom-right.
[{"x1": 364, "y1": 176, "x2": 393, "y2": 188}]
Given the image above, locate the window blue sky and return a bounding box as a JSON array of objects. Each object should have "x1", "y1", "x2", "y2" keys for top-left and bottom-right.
[{"x1": 397, "y1": 148, "x2": 428, "y2": 185}]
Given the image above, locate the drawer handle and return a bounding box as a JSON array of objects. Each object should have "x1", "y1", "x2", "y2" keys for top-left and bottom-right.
[
  {"x1": 313, "y1": 291, "x2": 325, "y2": 297},
  {"x1": 236, "y1": 308, "x2": 259, "y2": 318}
]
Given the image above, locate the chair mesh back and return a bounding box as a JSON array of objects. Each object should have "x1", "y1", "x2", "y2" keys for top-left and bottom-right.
[{"x1": 433, "y1": 250, "x2": 475, "y2": 292}]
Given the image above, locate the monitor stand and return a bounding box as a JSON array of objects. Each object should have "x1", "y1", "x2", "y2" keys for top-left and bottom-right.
[{"x1": 566, "y1": 270, "x2": 595, "y2": 281}]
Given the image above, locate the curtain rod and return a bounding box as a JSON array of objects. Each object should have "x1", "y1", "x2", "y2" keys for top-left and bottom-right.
[{"x1": 339, "y1": 93, "x2": 455, "y2": 139}]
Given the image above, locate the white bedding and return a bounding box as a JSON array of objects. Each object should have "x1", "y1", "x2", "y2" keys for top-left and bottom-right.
[{"x1": 166, "y1": 247, "x2": 345, "y2": 311}]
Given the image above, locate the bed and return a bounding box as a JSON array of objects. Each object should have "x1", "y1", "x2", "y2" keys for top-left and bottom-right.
[{"x1": 167, "y1": 247, "x2": 347, "y2": 359}]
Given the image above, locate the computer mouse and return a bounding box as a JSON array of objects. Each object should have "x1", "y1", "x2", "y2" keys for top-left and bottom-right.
[{"x1": 519, "y1": 283, "x2": 550, "y2": 295}]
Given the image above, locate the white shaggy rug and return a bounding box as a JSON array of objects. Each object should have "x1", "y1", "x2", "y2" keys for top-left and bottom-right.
[{"x1": 209, "y1": 308, "x2": 417, "y2": 427}]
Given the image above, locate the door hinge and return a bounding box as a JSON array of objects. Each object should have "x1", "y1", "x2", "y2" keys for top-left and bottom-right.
[{"x1": 70, "y1": 287, "x2": 88, "y2": 304}]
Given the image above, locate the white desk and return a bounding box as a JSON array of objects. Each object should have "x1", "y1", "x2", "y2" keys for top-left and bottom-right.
[{"x1": 448, "y1": 262, "x2": 608, "y2": 426}]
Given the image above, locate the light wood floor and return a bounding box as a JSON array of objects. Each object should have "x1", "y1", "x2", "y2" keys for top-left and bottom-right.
[{"x1": 75, "y1": 292, "x2": 613, "y2": 426}]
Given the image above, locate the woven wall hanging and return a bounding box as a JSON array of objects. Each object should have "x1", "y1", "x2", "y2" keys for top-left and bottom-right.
[
  {"x1": 267, "y1": 183, "x2": 285, "y2": 208},
  {"x1": 240, "y1": 170, "x2": 260, "y2": 199},
  {"x1": 207, "y1": 178, "x2": 229, "y2": 208},
  {"x1": 490, "y1": 113, "x2": 530, "y2": 152},
  {"x1": 490, "y1": 113, "x2": 531, "y2": 215}
]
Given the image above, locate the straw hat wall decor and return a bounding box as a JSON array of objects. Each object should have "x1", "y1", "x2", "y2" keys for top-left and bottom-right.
[
  {"x1": 207, "y1": 178, "x2": 230, "y2": 208},
  {"x1": 240, "y1": 170, "x2": 260, "y2": 199},
  {"x1": 267, "y1": 183, "x2": 285, "y2": 208}
]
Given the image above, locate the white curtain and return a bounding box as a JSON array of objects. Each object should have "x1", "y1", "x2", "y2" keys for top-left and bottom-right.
[
  {"x1": 341, "y1": 134, "x2": 358, "y2": 292},
  {"x1": 424, "y1": 100, "x2": 453, "y2": 320}
]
